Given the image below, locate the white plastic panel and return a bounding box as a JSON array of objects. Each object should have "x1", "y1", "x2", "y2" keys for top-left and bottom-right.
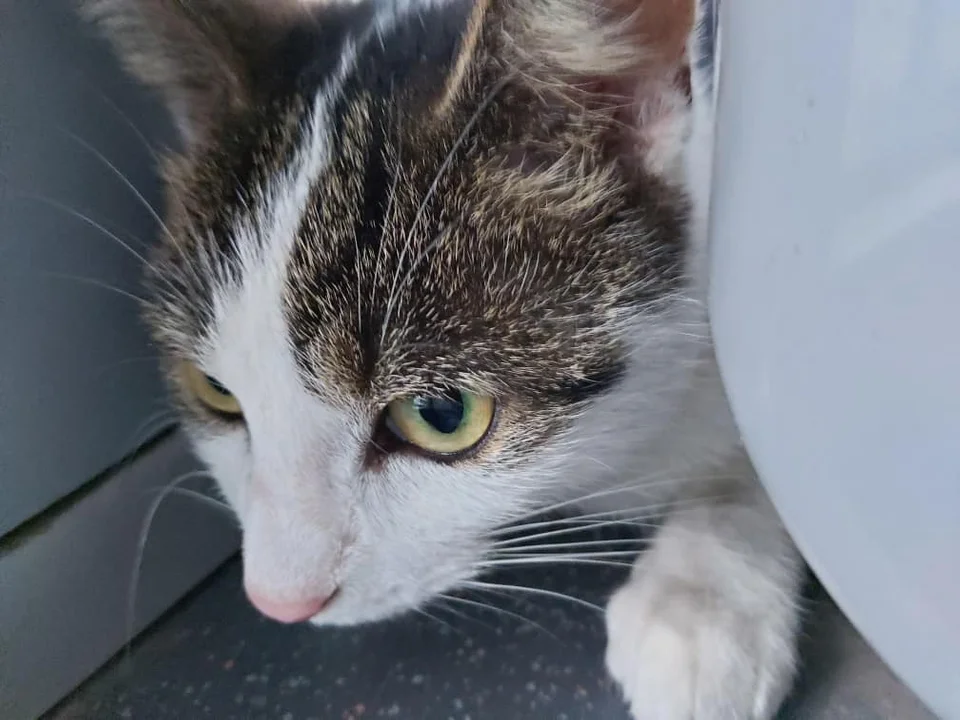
[
  {"x1": 0, "y1": 432, "x2": 239, "y2": 720},
  {"x1": 709, "y1": 1, "x2": 960, "y2": 717}
]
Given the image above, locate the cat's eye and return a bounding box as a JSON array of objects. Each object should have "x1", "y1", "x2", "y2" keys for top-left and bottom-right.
[
  {"x1": 180, "y1": 362, "x2": 243, "y2": 419},
  {"x1": 386, "y1": 390, "x2": 495, "y2": 457}
]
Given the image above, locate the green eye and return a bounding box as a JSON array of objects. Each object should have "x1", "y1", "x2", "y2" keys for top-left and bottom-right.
[
  {"x1": 386, "y1": 390, "x2": 495, "y2": 456},
  {"x1": 180, "y1": 361, "x2": 243, "y2": 418}
]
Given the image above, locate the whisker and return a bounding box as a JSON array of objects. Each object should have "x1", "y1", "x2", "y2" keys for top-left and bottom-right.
[
  {"x1": 353, "y1": 230, "x2": 363, "y2": 342},
  {"x1": 492, "y1": 507, "x2": 661, "y2": 540},
  {"x1": 40, "y1": 271, "x2": 149, "y2": 305},
  {"x1": 490, "y1": 549, "x2": 641, "y2": 561},
  {"x1": 122, "y1": 407, "x2": 178, "y2": 454},
  {"x1": 463, "y1": 580, "x2": 603, "y2": 614},
  {"x1": 378, "y1": 76, "x2": 512, "y2": 351},
  {"x1": 584, "y1": 455, "x2": 616, "y2": 472},
  {"x1": 440, "y1": 593, "x2": 561, "y2": 643},
  {"x1": 492, "y1": 537, "x2": 648, "y2": 553},
  {"x1": 431, "y1": 596, "x2": 498, "y2": 634},
  {"x1": 479, "y1": 557, "x2": 634, "y2": 570},
  {"x1": 164, "y1": 487, "x2": 235, "y2": 516},
  {"x1": 508, "y1": 473, "x2": 704, "y2": 522},
  {"x1": 55, "y1": 127, "x2": 178, "y2": 246},
  {"x1": 16, "y1": 192, "x2": 153, "y2": 269},
  {"x1": 494, "y1": 515, "x2": 666, "y2": 549},
  {"x1": 495, "y1": 511, "x2": 672, "y2": 548},
  {"x1": 373, "y1": 140, "x2": 402, "y2": 292},
  {"x1": 413, "y1": 607, "x2": 463, "y2": 637},
  {"x1": 126, "y1": 470, "x2": 217, "y2": 661},
  {"x1": 500, "y1": 485, "x2": 736, "y2": 537},
  {"x1": 388, "y1": 224, "x2": 452, "y2": 305},
  {"x1": 505, "y1": 515, "x2": 649, "y2": 530},
  {"x1": 13, "y1": 187, "x2": 185, "y2": 302},
  {"x1": 86, "y1": 81, "x2": 164, "y2": 164}
]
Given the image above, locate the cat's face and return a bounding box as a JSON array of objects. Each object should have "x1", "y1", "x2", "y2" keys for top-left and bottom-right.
[{"x1": 89, "y1": 0, "x2": 702, "y2": 624}]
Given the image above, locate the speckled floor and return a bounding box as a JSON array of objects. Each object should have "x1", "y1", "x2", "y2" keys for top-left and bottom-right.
[{"x1": 49, "y1": 527, "x2": 936, "y2": 720}]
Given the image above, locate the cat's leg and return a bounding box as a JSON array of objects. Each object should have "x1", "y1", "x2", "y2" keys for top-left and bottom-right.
[{"x1": 605, "y1": 463, "x2": 804, "y2": 720}]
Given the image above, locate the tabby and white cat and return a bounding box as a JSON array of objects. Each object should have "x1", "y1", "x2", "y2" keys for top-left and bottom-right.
[{"x1": 86, "y1": 0, "x2": 804, "y2": 717}]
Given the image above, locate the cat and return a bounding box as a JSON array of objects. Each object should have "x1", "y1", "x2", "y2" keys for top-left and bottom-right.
[{"x1": 84, "y1": 0, "x2": 804, "y2": 717}]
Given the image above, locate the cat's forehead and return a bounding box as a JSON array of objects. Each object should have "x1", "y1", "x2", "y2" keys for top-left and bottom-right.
[{"x1": 149, "y1": 0, "x2": 688, "y2": 405}]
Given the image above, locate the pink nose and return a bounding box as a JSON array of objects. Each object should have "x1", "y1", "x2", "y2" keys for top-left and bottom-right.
[{"x1": 244, "y1": 587, "x2": 336, "y2": 624}]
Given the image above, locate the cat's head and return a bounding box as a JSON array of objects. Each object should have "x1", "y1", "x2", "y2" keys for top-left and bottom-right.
[{"x1": 87, "y1": 0, "x2": 705, "y2": 625}]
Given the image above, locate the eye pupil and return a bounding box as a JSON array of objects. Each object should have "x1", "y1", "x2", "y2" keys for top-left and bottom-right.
[
  {"x1": 413, "y1": 391, "x2": 465, "y2": 434},
  {"x1": 383, "y1": 390, "x2": 494, "y2": 458},
  {"x1": 205, "y1": 375, "x2": 231, "y2": 396}
]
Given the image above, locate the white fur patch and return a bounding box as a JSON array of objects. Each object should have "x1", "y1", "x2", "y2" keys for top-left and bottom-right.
[
  {"x1": 605, "y1": 479, "x2": 803, "y2": 720},
  {"x1": 195, "y1": 42, "x2": 361, "y2": 601}
]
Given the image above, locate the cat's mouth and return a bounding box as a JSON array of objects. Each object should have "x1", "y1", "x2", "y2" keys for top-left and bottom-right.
[
  {"x1": 304, "y1": 587, "x2": 449, "y2": 628},
  {"x1": 270, "y1": 562, "x2": 483, "y2": 629}
]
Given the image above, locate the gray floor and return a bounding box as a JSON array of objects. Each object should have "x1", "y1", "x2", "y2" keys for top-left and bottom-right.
[{"x1": 49, "y1": 531, "x2": 936, "y2": 720}]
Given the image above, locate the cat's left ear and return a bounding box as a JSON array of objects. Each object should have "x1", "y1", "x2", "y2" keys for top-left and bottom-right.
[
  {"x1": 508, "y1": 0, "x2": 698, "y2": 175},
  {"x1": 81, "y1": 0, "x2": 300, "y2": 146}
]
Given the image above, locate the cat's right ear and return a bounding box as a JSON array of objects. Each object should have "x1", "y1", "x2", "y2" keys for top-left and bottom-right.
[
  {"x1": 505, "y1": 0, "x2": 698, "y2": 178},
  {"x1": 81, "y1": 0, "x2": 297, "y2": 146}
]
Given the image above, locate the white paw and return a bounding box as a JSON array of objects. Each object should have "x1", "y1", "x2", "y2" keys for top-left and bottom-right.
[{"x1": 605, "y1": 570, "x2": 797, "y2": 720}]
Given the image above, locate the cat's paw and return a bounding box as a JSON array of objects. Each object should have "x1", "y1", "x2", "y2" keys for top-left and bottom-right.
[{"x1": 605, "y1": 570, "x2": 796, "y2": 720}]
